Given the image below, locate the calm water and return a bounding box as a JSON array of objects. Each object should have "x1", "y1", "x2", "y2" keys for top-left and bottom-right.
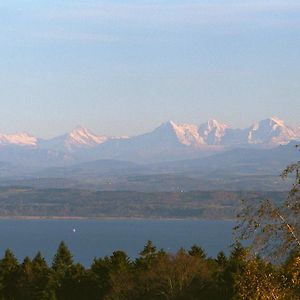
[{"x1": 0, "y1": 219, "x2": 235, "y2": 266}]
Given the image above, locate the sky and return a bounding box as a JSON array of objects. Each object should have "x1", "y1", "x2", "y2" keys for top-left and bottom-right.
[{"x1": 0, "y1": 0, "x2": 300, "y2": 138}]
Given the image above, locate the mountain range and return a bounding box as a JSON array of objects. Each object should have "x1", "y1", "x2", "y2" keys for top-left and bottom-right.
[{"x1": 0, "y1": 117, "x2": 299, "y2": 167}]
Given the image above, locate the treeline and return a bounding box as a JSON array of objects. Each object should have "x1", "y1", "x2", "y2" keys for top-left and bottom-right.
[{"x1": 0, "y1": 241, "x2": 299, "y2": 300}]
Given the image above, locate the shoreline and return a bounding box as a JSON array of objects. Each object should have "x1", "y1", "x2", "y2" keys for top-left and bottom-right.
[{"x1": 0, "y1": 215, "x2": 236, "y2": 221}]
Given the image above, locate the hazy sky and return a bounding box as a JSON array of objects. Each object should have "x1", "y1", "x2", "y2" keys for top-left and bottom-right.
[{"x1": 1, "y1": 0, "x2": 300, "y2": 138}]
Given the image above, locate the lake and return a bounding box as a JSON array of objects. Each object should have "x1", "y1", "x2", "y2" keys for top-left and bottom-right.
[{"x1": 0, "y1": 219, "x2": 235, "y2": 266}]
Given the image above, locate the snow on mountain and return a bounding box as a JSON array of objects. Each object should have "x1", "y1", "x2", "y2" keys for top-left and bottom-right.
[
  {"x1": 128, "y1": 121, "x2": 188, "y2": 147},
  {"x1": 247, "y1": 117, "x2": 298, "y2": 145},
  {"x1": 152, "y1": 121, "x2": 205, "y2": 147},
  {"x1": 176, "y1": 123, "x2": 205, "y2": 146},
  {"x1": 103, "y1": 120, "x2": 209, "y2": 162},
  {"x1": 65, "y1": 126, "x2": 108, "y2": 149},
  {"x1": 40, "y1": 126, "x2": 108, "y2": 151},
  {"x1": 0, "y1": 132, "x2": 37, "y2": 146},
  {"x1": 198, "y1": 119, "x2": 229, "y2": 145},
  {"x1": 0, "y1": 117, "x2": 299, "y2": 166}
]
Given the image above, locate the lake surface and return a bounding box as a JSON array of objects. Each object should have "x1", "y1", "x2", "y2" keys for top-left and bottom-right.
[{"x1": 0, "y1": 219, "x2": 235, "y2": 266}]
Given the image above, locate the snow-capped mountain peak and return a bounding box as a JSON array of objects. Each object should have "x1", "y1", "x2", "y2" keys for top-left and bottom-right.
[
  {"x1": 0, "y1": 117, "x2": 299, "y2": 168},
  {"x1": 269, "y1": 116, "x2": 285, "y2": 126},
  {"x1": 174, "y1": 123, "x2": 205, "y2": 146},
  {"x1": 64, "y1": 126, "x2": 107, "y2": 149},
  {"x1": 198, "y1": 119, "x2": 229, "y2": 145},
  {"x1": 38, "y1": 126, "x2": 108, "y2": 151},
  {"x1": 154, "y1": 121, "x2": 204, "y2": 146},
  {"x1": 0, "y1": 132, "x2": 37, "y2": 146},
  {"x1": 251, "y1": 117, "x2": 285, "y2": 131},
  {"x1": 206, "y1": 119, "x2": 228, "y2": 130},
  {"x1": 156, "y1": 120, "x2": 177, "y2": 130},
  {"x1": 248, "y1": 117, "x2": 297, "y2": 145}
]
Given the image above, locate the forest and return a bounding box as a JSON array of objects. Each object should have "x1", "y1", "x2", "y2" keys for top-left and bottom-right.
[{"x1": 0, "y1": 240, "x2": 299, "y2": 300}]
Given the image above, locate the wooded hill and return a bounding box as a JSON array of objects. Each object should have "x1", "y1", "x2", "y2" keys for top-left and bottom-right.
[{"x1": 0, "y1": 187, "x2": 285, "y2": 219}]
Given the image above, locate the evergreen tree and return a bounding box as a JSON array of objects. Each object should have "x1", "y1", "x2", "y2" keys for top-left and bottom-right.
[
  {"x1": 90, "y1": 251, "x2": 133, "y2": 300},
  {"x1": 0, "y1": 249, "x2": 20, "y2": 300},
  {"x1": 52, "y1": 241, "x2": 73, "y2": 273},
  {"x1": 56, "y1": 263, "x2": 86, "y2": 300},
  {"x1": 88, "y1": 257, "x2": 111, "y2": 300},
  {"x1": 188, "y1": 245, "x2": 207, "y2": 260},
  {"x1": 216, "y1": 243, "x2": 248, "y2": 300},
  {"x1": 52, "y1": 242, "x2": 74, "y2": 300},
  {"x1": 140, "y1": 240, "x2": 156, "y2": 258},
  {"x1": 135, "y1": 240, "x2": 157, "y2": 270},
  {"x1": 31, "y1": 252, "x2": 55, "y2": 300},
  {"x1": 215, "y1": 251, "x2": 228, "y2": 268},
  {"x1": 109, "y1": 250, "x2": 131, "y2": 271},
  {"x1": 18, "y1": 256, "x2": 33, "y2": 300}
]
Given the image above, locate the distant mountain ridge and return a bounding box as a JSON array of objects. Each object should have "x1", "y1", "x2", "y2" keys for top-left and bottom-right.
[
  {"x1": 0, "y1": 117, "x2": 299, "y2": 166},
  {"x1": 1, "y1": 117, "x2": 298, "y2": 148}
]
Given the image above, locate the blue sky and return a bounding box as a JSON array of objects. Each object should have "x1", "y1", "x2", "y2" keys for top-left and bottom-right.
[{"x1": 0, "y1": 0, "x2": 300, "y2": 138}]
